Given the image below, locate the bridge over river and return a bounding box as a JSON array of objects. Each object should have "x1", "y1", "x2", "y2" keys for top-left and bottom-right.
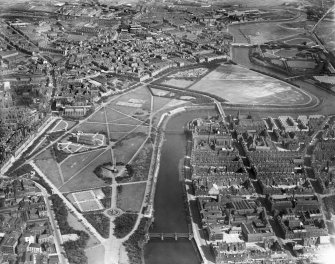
[{"x1": 146, "y1": 232, "x2": 194, "y2": 241}]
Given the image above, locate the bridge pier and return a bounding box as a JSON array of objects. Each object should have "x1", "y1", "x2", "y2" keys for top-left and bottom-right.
[
  {"x1": 188, "y1": 233, "x2": 194, "y2": 240},
  {"x1": 160, "y1": 233, "x2": 164, "y2": 240},
  {"x1": 174, "y1": 233, "x2": 178, "y2": 240}
]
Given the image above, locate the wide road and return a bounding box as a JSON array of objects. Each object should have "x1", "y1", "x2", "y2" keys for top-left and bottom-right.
[{"x1": 35, "y1": 182, "x2": 69, "y2": 264}]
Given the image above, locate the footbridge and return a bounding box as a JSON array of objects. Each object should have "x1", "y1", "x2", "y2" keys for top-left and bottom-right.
[{"x1": 146, "y1": 232, "x2": 194, "y2": 241}]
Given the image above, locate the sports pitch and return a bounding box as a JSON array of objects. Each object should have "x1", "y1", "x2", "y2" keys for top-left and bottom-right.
[{"x1": 188, "y1": 64, "x2": 314, "y2": 106}]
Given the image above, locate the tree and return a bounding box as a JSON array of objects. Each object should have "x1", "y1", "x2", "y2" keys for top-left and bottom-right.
[{"x1": 125, "y1": 164, "x2": 134, "y2": 176}]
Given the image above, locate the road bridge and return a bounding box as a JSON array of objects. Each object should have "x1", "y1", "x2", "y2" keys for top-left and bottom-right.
[{"x1": 146, "y1": 232, "x2": 194, "y2": 241}]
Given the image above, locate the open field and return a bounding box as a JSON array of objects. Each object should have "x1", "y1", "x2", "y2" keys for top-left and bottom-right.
[
  {"x1": 60, "y1": 149, "x2": 113, "y2": 193},
  {"x1": 108, "y1": 124, "x2": 140, "y2": 134},
  {"x1": 34, "y1": 158, "x2": 63, "y2": 188},
  {"x1": 105, "y1": 107, "x2": 134, "y2": 123},
  {"x1": 117, "y1": 183, "x2": 146, "y2": 212},
  {"x1": 274, "y1": 48, "x2": 300, "y2": 57},
  {"x1": 109, "y1": 124, "x2": 148, "y2": 141},
  {"x1": 60, "y1": 149, "x2": 106, "y2": 181},
  {"x1": 153, "y1": 96, "x2": 174, "y2": 112},
  {"x1": 189, "y1": 64, "x2": 313, "y2": 105},
  {"x1": 109, "y1": 117, "x2": 142, "y2": 126},
  {"x1": 201, "y1": 64, "x2": 269, "y2": 80},
  {"x1": 35, "y1": 147, "x2": 54, "y2": 160},
  {"x1": 59, "y1": 168, "x2": 107, "y2": 193},
  {"x1": 229, "y1": 16, "x2": 306, "y2": 44},
  {"x1": 50, "y1": 120, "x2": 77, "y2": 132},
  {"x1": 162, "y1": 78, "x2": 194, "y2": 88},
  {"x1": 87, "y1": 108, "x2": 107, "y2": 123},
  {"x1": 106, "y1": 86, "x2": 152, "y2": 115},
  {"x1": 113, "y1": 133, "x2": 147, "y2": 165},
  {"x1": 75, "y1": 122, "x2": 108, "y2": 135}
]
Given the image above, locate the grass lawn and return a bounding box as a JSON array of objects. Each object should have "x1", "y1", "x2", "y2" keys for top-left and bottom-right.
[
  {"x1": 110, "y1": 132, "x2": 129, "y2": 141},
  {"x1": 52, "y1": 120, "x2": 77, "y2": 132},
  {"x1": 107, "y1": 87, "x2": 152, "y2": 114},
  {"x1": 108, "y1": 124, "x2": 139, "y2": 134},
  {"x1": 60, "y1": 171, "x2": 107, "y2": 193},
  {"x1": 51, "y1": 120, "x2": 67, "y2": 132},
  {"x1": 87, "y1": 108, "x2": 107, "y2": 123},
  {"x1": 131, "y1": 125, "x2": 149, "y2": 135},
  {"x1": 153, "y1": 96, "x2": 172, "y2": 112},
  {"x1": 60, "y1": 150, "x2": 112, "y2": 193},
  {"x1": 34, "y1": 158, "x2": 63, "y2": 188},
  {"x1": 107, "y1": 104, "x2": 141, "y2": 117},
  {"x1": 115, "y1": 86, "x2": 151, "y2": 104},
  {"x1": 117, "y1": 183, "x2": 146, "y2": 212},
  {"x1": 61, "y1": 148, "x2": 106, "y2": 181},
  {"x1": 75, "y1": 122, "x2": 108, "y2": 135},
  {"x1": 35, "y1": 148, "x2": 54, "y2": 160},
  {"x1": 109, "y1": 117, "x2": 142, "y2": 126},
  {"x1": 105, "y1": 107, "x2": 133, "y2": 122},
  {"x1": 113, "y1": 134, "x2": 147, "y2": 164}
]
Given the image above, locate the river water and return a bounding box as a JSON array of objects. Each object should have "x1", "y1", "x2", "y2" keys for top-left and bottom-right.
[{"x1": 144, "y1": 108, "x2": 217, "y2": 264}]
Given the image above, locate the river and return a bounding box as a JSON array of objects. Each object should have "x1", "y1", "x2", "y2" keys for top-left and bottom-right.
[{"x1": 144, "y1": 108, "x2": 218, "y2": 264}]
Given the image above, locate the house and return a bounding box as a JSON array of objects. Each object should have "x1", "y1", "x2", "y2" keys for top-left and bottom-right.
[
  {"x1": 0, "y1": 234, "x2": 18, "y2": 254},
  {"x1": 30, "y1": 225, "x2": 46, "y2": 236},
  {"x1": 211, "y1": 233, "x2": 247, "y2": 263},
  {"x1": 38, "y1": 234, "x2": 53, "y2": 244},
  {"x1": 27, "y1": 243, "x2": 42, "y2": 254}
]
